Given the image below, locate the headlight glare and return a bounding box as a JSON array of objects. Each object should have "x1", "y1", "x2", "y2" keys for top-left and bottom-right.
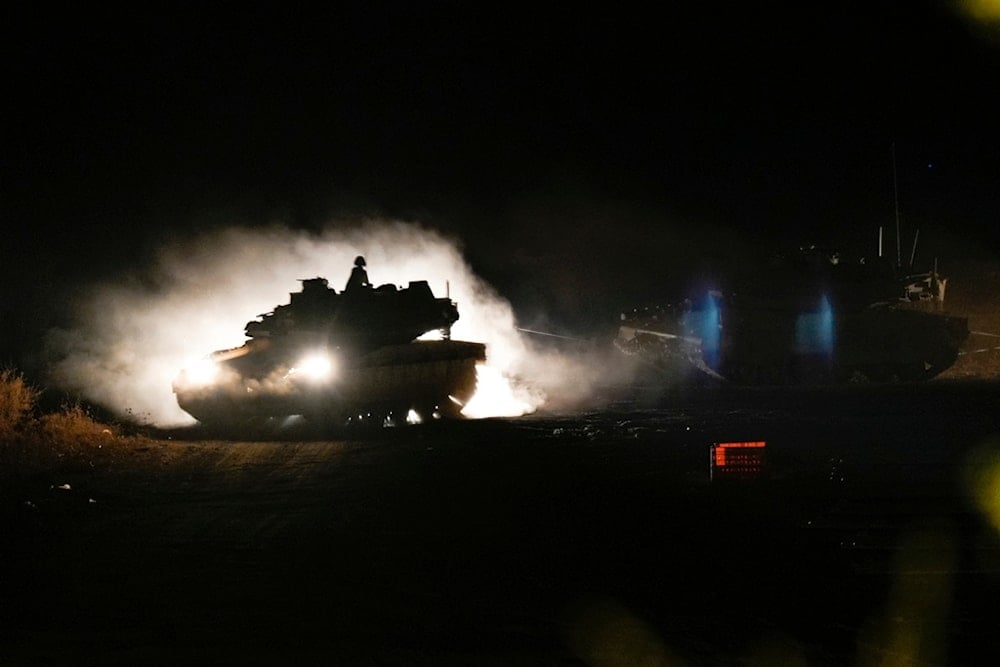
[
  {"x1": 184, "y1": 356, "x2": 220, "y2": 387},
  {"x1": 291, "y1": 352, "x2": 334, "y2": 382}
]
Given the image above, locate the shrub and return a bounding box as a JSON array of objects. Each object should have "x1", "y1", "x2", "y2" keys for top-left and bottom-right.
[{"x1": 0, "y1": 368, "x2": 40, "y2": 439}]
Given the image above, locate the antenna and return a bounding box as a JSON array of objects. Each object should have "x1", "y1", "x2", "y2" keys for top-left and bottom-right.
[{"x1": 892, "y1": 142, "x2": 902, "y2": 268}]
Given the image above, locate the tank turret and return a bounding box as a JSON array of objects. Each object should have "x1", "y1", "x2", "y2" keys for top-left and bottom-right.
[{"x1": 244, "y1": 275, "x2": 459, "y2": 348}]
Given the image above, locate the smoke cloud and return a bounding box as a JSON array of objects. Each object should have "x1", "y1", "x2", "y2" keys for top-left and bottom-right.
[{"x1": 44, "y1": 219, "x2": 631, "y2": 426}]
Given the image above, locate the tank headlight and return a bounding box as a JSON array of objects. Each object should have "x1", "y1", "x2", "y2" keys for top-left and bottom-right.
[
  {"x1": 183, "y1": 356, "x2": 220, "y2": 387},
  {"x1": 291, "y1": 352, "x2": 335, "y2": 382}
]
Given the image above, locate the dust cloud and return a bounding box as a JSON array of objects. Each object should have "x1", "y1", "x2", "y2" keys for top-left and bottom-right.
[{"x1": 44, "y1": 220, "x2": 630, "y2": 426}]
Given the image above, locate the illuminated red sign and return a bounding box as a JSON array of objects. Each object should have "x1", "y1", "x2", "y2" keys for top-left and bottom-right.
[{"x1": 711, "y1": 441, "x2": 766, "y2": 479}]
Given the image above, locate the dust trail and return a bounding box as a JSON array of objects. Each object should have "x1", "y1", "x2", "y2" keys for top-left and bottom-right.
[{"x1": 44, "y1": 219, "x2": 625, "y2": 426}]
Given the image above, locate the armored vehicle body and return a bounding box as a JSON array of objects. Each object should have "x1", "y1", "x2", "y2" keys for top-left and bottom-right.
[
  {"x1": 617, "y1": 247, "x2": 968, "y2": 385},
  {"x1": 173, "y1": 258, "x2": 485, "y2": 427}
]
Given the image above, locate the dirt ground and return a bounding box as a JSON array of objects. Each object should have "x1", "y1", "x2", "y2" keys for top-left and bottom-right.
[{"x1": 2, "y1": 380, "x2": 999, "y2": 666}]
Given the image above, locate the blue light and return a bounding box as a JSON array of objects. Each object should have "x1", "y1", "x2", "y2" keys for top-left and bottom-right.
[
  {"x1": 795, "y1": 294, "x2": 835, "y2": 357},
  {"x1": 697, "y1": 292, "x2": 721, "y2": 369}
]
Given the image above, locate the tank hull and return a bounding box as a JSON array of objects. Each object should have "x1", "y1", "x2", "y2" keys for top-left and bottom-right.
[
  {"x1": 617, "y1": 300, "x2": 969, "y2": 386},
  {"x1": 710, "y1": 303, "x2": 968, "y2": 385},
  {"x1": 174, "y1": 340, "x2": 486, "y2": 427},
  {"x1": 617, "y1": 246, "x2": 970, "y2": 386}
]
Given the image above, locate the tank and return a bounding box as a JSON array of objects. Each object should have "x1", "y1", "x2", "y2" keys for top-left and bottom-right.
[
  {"x1": 616, "y1": 247, "x2": 969, "y2": 385},
  {"x1": 173, "y1": 259, "x2": 486, "y2": 427}
]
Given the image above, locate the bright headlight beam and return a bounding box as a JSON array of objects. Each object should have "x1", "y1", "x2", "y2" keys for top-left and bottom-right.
[
  {"x1": 291, "y1": 352, "x2": 334, "y2": 381},
  {"x1": 184, "y1": 356, "x2": 219, "y2": 387}
]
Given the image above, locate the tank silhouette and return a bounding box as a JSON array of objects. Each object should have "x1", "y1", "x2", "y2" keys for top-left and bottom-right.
[
  {"x1": 173, "y1": 258, "x2": 486, "y2": 427},
  {"x1": 616, "y1": 247, "x2": 969, "y2": 385}
]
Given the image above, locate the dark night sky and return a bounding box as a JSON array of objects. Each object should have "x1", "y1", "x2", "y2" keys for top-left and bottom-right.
[{"x1": 4, "y1": 1, "x2": 1000, "y2": 361}]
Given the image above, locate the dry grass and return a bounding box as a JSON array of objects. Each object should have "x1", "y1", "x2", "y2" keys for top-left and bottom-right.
[
  {"x1": 38, "y1": 403, "x2": 120, "y2": 453},
  {"x1": 0, "y1": 368, "x2": 40, "y2": 440},
  {"x1": 0, "y1": 372, "x2": 151, "y2": 491}
]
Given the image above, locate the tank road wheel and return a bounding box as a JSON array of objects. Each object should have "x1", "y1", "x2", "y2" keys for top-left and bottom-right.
[
  {"x1": 386, "y1": 403, "x2": 415, "y2": 427},
  {"x1": 303, "y1": 410, "x2": 348, "y2": 433},
  {"x1": 194, "y1": 414, "x2": 273, "y2": 437},
  {"x1": 411, "y1": 401, "x2": 435, "y2": 423},
  {"x1": 435, "y1": 395, "x2": 465, "y2": 420},
  {"x1": 409, "y1": 398, "x2": 457, "y2": 423}
]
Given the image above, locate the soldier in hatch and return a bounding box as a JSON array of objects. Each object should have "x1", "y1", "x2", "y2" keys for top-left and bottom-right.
[{"x1": 345, "y1": 255, "x2": 370, "y2": 293}]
